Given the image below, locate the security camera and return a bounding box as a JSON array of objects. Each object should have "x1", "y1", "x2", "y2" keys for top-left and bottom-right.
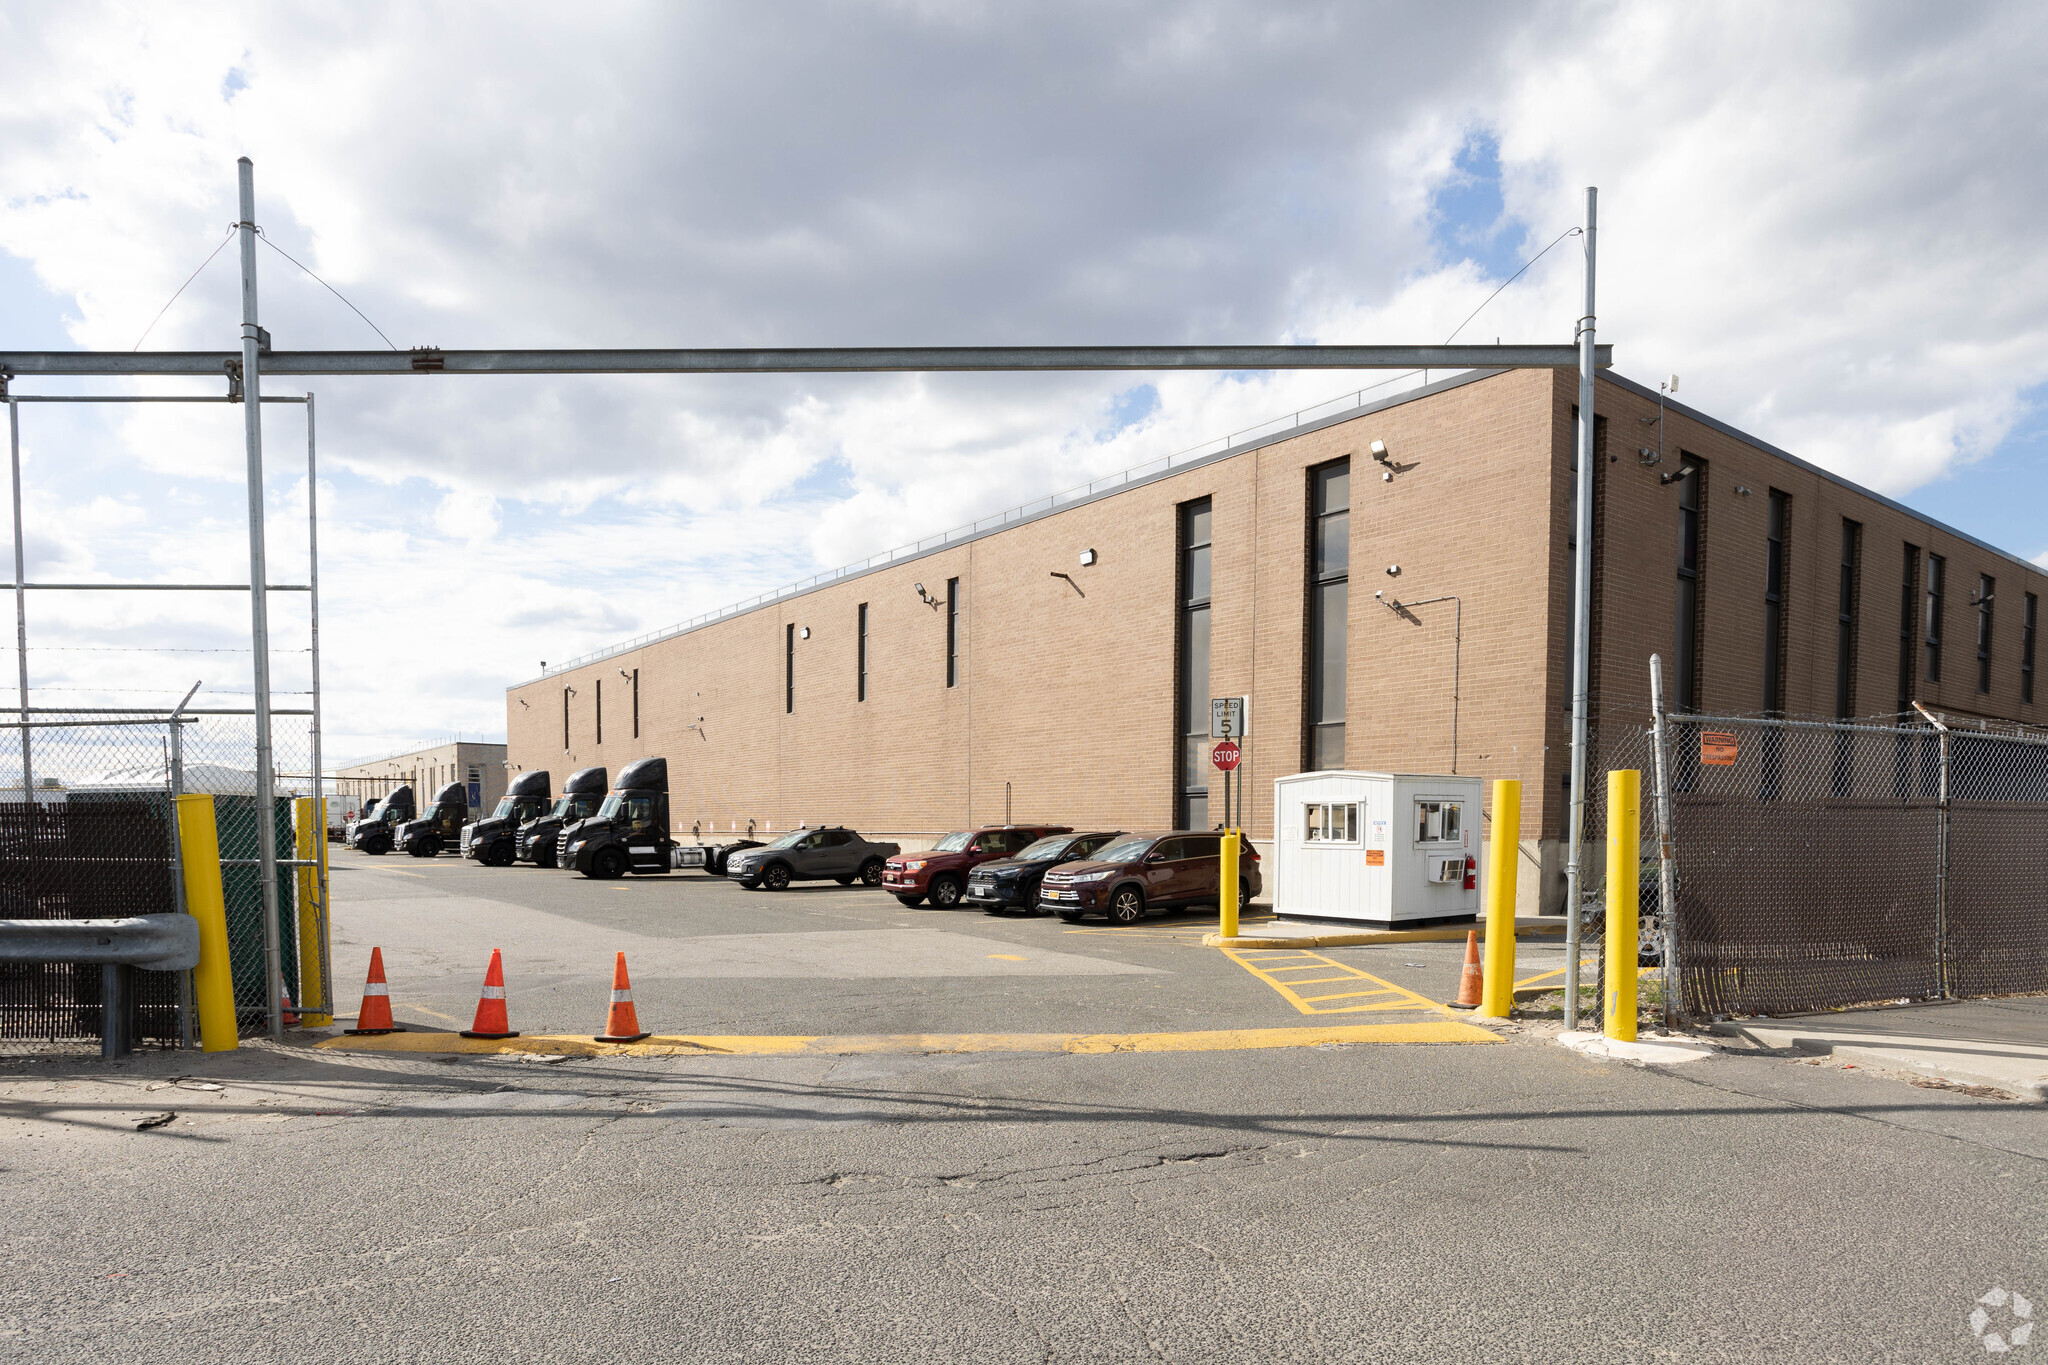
[
  {"x1": 1079, "y1": 549, "x2": 1096, "y2": 566},
  {"x1": 1370, "y1": 440, "x2": 1390, "y2": 464},
  {"x1": 1385, "y1": 564, "x2": 1401, "y2": 577}
]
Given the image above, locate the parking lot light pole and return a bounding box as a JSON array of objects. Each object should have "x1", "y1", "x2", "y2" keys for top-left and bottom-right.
[{"x1": 1564, "y1": 186, "x2": 1598, "y2": 1032}]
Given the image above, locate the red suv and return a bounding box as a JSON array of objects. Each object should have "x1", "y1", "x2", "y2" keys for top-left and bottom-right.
[
  {"x1": 1037, "y1": 830, "x2": 1262, "y2": 925},
  {"x1": 881, "y1": 825, "x2": 1071, "y2": 908}
]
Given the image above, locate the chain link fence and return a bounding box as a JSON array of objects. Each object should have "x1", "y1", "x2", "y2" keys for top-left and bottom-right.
[
  {"x1": 1580, "y1": 711, "x2": 2048, "y2": 1023},
  {"x1": 0, "y1": 712, "x2": 325, "y2": 1051}
]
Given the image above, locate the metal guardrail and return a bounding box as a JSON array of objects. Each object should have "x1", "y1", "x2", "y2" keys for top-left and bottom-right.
[{"x1": 0, "y1": 915, "x2": 200, "y2": 1058}]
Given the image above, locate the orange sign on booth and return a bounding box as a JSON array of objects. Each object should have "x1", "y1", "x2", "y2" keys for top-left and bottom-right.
[{"x1": 1700, "y1": 731, "x2": 1739, "y2": 766}]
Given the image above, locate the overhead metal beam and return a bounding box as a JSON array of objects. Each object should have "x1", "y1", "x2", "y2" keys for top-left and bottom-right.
[{"x1": 0, "y1": 343, "x2": 1610, "y2": 378}]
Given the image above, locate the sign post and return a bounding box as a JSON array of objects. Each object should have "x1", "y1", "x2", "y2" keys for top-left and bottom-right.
[{"x1": 1210, "y1": 698, "x2": 1249, "y2": 937}]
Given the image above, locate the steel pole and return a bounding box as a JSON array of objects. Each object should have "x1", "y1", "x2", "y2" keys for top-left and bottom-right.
[
  {"x1": 1563, "y1": 187, "x2": 1598, "y2": 1032},
  {"x1": 305, "y1": 393, "x2": 332, "y2": 1020},
  {"x1": 235, "y1": 158, "x2": 284, "y2": 1040},
  {"x1": 7, "y1": 398, "x2": 28, "y2": 795},
  {"x1": 1649, "y1": 655, "x2": 1679, "y2": 1029}
]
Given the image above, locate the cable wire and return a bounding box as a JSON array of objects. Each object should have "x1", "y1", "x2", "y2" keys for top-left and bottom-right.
[
  {"x1": 131, "y1": 226, "x2": 236, "y2": 351},
  {"x1": 256, "y1": 231, "x2": 400, "y2": 350},
  {"x1": 1443, "y1": 224, "x2": 1583, "y2": 346}
]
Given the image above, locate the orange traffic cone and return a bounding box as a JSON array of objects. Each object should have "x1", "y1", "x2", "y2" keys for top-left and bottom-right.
[
  {"x1": 345, "y1": 947, "x2": 398, "y2": 1035},
  {"x1": 460, "y1": 949, "x2": 520, "y2": 1039},
  {"x1": 282, "y1": 989, "x2": 300, "y2": 1028},
  {"x1": 1449, "y1": 929, "x2": 1484, "y2": 1010},
  {"x1": 594, "y1": 952, "x2": 650, "y2": 1043}
]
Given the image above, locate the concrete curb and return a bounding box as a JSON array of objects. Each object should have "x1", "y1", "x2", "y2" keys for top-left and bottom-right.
[
  {"x1": 1711, "y1": 1020, "x2": 2048, "y2": 1102},
  {"x1": 1556, "y1": 1029, "x2": 1718, "y2": 1066},
  {"x1": 1203, "y1": 918, "x2": 1568, "y2": 950}
]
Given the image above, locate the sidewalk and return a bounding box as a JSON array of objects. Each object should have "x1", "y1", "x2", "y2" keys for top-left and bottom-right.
[
  {"x1": 1203, "y1": 916, "x2": 1567, "y2": 949},
  {"x1": 1711, "y1": 996, "x2": 2048, "y2": 1101}
]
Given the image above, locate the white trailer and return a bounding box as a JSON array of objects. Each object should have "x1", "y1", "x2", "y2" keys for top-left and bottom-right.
[{"x1": 1270, "y1": 771, "x2": 1484, "y2": 924}]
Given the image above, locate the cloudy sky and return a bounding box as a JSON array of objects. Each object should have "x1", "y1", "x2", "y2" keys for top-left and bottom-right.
[{"x1": 2, "y1": 1, "x2": 2044, "y2": 766}]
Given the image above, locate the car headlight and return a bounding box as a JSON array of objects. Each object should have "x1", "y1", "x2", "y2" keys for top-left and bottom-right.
[
  {"x1": 902, "y1": 860, "x2": 927, "y2": 872},
  {"x1": 1070, "y1": 870, "x2": 1112, "y2": 882}
]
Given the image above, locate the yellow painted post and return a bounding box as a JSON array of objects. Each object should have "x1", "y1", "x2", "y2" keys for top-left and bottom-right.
[
  {"x1": 1477, "y1": 779, "x2": 1519, "y2": 1018},
  {"x1": 1605, "y1": 769, "x2": 1641, "y2": 1041},
  {"x1": 1219, "y1": 828, "x2": 1240, "y2": 939},
  {"x1": 294, "y1": 798, "x2": 333, "y2": 1026},
  {"x1": 176, "y1": 794, "x2": 237, "y2": 1052}
]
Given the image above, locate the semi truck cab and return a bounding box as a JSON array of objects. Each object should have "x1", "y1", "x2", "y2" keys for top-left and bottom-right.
[
  {"x1": 462, "y1": 769, "x2": 551, "y2": 867},
  {"x1": 345, "y1": 785, "x2": 415, "y2": 856},
  {"x1": 560, "y1": 757, "x2": 674, "y2": 879},
  {"x1": 396, "y1": 782, "x2": 469, "y2": 857},
  {"x1": 517, "y1": 765, "x2": 607, "y2": 868}
]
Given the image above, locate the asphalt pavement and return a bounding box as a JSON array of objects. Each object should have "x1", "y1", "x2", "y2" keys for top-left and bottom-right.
[{"x1": 1, "y1": 849, "x2": 2042, "y2": 1362}]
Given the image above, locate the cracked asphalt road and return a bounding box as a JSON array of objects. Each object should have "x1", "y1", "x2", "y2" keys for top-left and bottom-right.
[{"x1": 2, "y1": 853, "x2": 2042, "y2": 1362}]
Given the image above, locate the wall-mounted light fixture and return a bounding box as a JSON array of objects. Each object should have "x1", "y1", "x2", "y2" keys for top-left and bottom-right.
[
  {"x1": 1385, "y1": 564, "x2": 1401, "y2": 577},
  {"x1": 799, "y1": 626, "x2": 810, "y2": 639},
  {"x1": 619, "y1": 668, "x2": 632, "y2": 680},
  {"x1": 1079, "y1": 548, "x2": 1096, "y2": 566},
  {"x1": 1659, "y1": 462, "x2": 1698, "y2": 487},
  {"x1": 1734, "y1": 485, "x2": 1753, "y2": 497}
]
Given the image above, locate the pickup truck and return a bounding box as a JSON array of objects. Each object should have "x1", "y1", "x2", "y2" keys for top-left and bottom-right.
[{"x1": 725, "y1": 827, "x2": 900, "y2": 891}]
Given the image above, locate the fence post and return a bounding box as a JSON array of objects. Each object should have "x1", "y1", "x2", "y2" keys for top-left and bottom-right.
[
  {"x1": 1604, "y1": 769, "x2": 1640, "y2": 1041},
  {"x1": 1477, "y1": 779, "x2": 1519, "y2": 1018},
  {"x1": 1648, "y1": 656, "x2": 1680, "y2": 1029},
  {"x1": 175, "y1": 794, "x2": 238, "y2": 1052},
  {"x1": 1913, "y1": 702, "x2": 1952, "y2": 999},
  {"x1": 294, "y1": 798, "x2": 333, "y2": 1026}
]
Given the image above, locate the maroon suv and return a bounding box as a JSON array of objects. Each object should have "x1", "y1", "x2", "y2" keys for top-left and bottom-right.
[
  {"x1": 881, "y1": 825, "x2": 1072, "y2": 908},
  {"x1": 1037, "y1": 830, "x2": 1262, "y2": 925}
]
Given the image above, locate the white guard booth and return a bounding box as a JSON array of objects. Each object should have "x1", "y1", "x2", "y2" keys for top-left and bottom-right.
[{"x1": 1271, "y1": 771, "x2": 1484, "y2": 924}]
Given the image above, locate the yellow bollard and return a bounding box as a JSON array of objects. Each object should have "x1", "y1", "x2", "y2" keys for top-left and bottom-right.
[
  {"x1": 1219, "y1": 828, "x2": 1240, "y2": 940},
  {"x1": 1477, "y1": 779, "x2": 1519, "y2": 1018},
  {"x1": 294, "y1": 798, "x2": 333, "y2": 1027},
  {"x1": 176, "y1": 794, "x2": 237, "y2": 1052},
  {"x1": 1605, "y1": 769, "x2": 1641, "y2": 1041}
]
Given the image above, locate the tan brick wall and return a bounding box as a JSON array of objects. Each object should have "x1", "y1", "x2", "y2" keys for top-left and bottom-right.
[
  {"x1": 335, "y1": 740, "x2": 507, "y2": 816},
  {"x1": 505, "y1": 367, "x2": 2044, "y2": 893}
]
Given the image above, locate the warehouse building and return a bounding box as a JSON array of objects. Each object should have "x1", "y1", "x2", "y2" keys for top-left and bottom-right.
[
  {"x1": 504, "y1": 367, "x2": 2045, "y2": 910},
  {"x1": 334, "y1": 740, "x2": 508, "y2": 823}
]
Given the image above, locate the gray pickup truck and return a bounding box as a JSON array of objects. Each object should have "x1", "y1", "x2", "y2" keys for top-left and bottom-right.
[{"x1": 726, "y1": 826, "x2": 900, "y2": 891}]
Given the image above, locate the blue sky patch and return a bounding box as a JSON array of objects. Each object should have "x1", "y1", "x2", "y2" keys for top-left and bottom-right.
[{"x1": 1429, "y1": 130, "x2": 1526, "y2": 281}]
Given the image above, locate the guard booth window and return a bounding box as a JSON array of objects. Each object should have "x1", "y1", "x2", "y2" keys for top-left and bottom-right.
[
  {"x1": 1306, "y1": 460, "x2": 1349, "y2": 770},
  {"x1": 1415, "y1": 800, "x2": 1461, "y2": 844},
  {"x1": 1177, "y1": 499, "x2": 1213, "y2": 831},
  {"x1": 1303, "y1": 802, "x2": 1358, "y2": 843},
  {"x1": 1976, "y1": 574, "x2": 1995, "y2": 694}
]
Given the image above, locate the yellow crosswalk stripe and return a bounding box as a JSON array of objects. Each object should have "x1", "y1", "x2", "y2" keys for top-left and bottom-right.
[{"x1": 1220, "y1": 945, "x2": 1453, "y2": 1017}]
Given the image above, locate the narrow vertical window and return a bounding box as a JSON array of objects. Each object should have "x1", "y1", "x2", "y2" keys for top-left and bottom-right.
[
  {"x1": 1306, "y1": 460, "x2": 1349, "y2": 769},
  {"x1": 595, "y1": 678, "x2": 603, "y2": 744},
  {"x1": 1835, "y1": 520, "x2": 1861, "y2": 719},
  {"x1": 631, "y1": 669, "x2": 640, "y2": 739},
  {"x1": 857, "y1": 603, "x2": 869, "y2": 701},
  {"x1": 2022, "y1": 592, "x2": 2037, "y2": 704},
  {"x1": 1897, "y1": 545, "x2": 1920, "y2": 714},
  {"x1": 1975, "y1": 575, "x2": 1995, "y2": 694},
  {"x1": 1177, "y1": 499, "x2": 1213, "y2": 829},
  {"x1": 1763, "y1": 490, "x2": 1788, "y2": 714},
  {"x1": 785, "y1": 623, "x2": 795, "y2": 714},
  {"x1": 1673, "y1": 460, "x2": 1705, "y2": 710},
  {"x1": 562, "y1": 687, "x2": 571, "y2": 749},
  {"x1": 944, "y1": 578, "x2": 960, "y2": 688},
  {"x1": 1925, "y1": 553, "x2": 1945, "y2": 683}
]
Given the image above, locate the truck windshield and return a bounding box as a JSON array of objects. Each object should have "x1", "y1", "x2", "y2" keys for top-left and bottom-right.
[
  {"x1": 550, "y1": 796, "x2": 579, "y2": 818},
  {"x1": 491, "y1": 798, "x2": 517, "y2": 819},
  {"x1": 932, "y1": 832, "x2": 972, "y2": 852},
  {"x1": 598, "y1": 794, "x2": 624, "y2": 820}
]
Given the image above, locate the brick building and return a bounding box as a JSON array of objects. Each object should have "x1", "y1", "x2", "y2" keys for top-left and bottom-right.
[
  {"x1": 504, "y1": 367, "x2": 2044, "y2": 909},
  {"x1": 333, "y1": 740, "x2": 508, "y2": 823}
]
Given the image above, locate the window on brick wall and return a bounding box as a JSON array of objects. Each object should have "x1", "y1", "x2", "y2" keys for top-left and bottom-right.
[
  {"x1": 595, "y1": 678, "x2": 603, "y2": 744},
  {"x1": 945, "y1": 579, "x2": 960, "y2": 687},
  {"x1": 1925, "y1": 553, "x2": 1946, "y2": 683},
  {"x1": 1976, "y1": 574, "x2": 1996, "y2": 694},
  {"x1": 562, "y1": 687, "x2": 570, "y2": 749},
  {"x1": 1763, "y1": 490, "x2": 1789, "y2": 715},
  {"x1": 1306, "y1": 460, "x2": 1349, "y2": 770},
  {"x1": 1178, "y1": 499, "x2": 1213, "y2": 830},
  {"x1": 1673, "y1": 459, "x2": 1705, "y2": 710},
  {"x1": 857, "y1": 603, "x2": 869, "y2": 701},
  {"x1": 631, "y1": 668, "x2": 640, "y2": 739},
  {"x1": 1836, "y1": 520, "x2": 1861, "y2": 719},
  {"x1": 1897, "y1": 545, "x2": 1919, "y2": 715},
  {"x1": 2023, "y1": 592, "x2": 2038, "y2": 704},
  {"x1": 785, "y1": 623, "x2": 795, "y2": 714}
]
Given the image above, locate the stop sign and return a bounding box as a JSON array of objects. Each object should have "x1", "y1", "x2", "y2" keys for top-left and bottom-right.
[{"x1": 1211, "y1": 739, "x2": 1242, "y2": 771}]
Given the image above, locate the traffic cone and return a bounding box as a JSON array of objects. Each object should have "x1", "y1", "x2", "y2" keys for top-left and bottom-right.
[
  {"x1": 459, "y1": 949, "x2": 520, "y2": 1039},
  {"x1": 282, "y1": 989, "x2": 300, "y2": 1028},
  {"x1": 344, "y1": 947, "x2": 397, "y2": 1035},
  {"x1": 594, "y1": 952, "x2": 650, "y2": 1043},
  {"x1": 1449, "y1": 929, "x2": 1484, "y2": 1009}
]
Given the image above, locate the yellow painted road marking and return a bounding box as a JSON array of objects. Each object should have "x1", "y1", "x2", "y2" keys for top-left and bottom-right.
[
  {"x1": 317, "y1": 1020, "x2": 1500, "y2": 1058},
  {"x1": 1223, "y1": 946, "x2": 1454, "y2": 1017},
  {"x1": 987, "y1": 954, "x2": 1026, "y2": 961}
]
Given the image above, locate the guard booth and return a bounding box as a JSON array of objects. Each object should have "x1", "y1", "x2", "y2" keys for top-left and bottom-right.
[{"x1": 1270, "y1": 771, "x2": 1483, "y2": 924}]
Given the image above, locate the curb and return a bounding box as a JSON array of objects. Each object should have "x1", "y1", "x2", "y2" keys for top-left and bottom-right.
[
  {"x1": 1203, "y1": 919, "x2": 1568, "y2": 950},
  {"x1": 1556, "y1": 1029, "x2": 1717, "y2": 1066}
]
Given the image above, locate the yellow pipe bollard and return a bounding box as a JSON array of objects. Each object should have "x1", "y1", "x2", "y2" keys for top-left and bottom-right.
[
  {"x1": 1477, "y1": 779, "x2": 1519, "y2": 1018},
  {"x1": 1219, "y1": 827, "x2": 1240, "y2": 939},
  {"x1": 294, "y1": 798, "x2": 333, "y2": 1027},
  {"x1": 176, "y1": 794, "x2": 237, "y2": 1052},
  {"x1": 1605, "y1": 768, "x2": 1641, "y2": 1041}
]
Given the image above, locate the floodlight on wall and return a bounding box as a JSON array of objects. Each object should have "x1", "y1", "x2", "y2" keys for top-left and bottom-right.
[
  {"x1": 1385, "y1": 564, "x2": 1401, "y2": 577},
  {"x1": 1370, "y1": 440, "x2": 1390, "y2": 464},
  {"x1": 1079, "y1": 548, "x2": 1096, "y2": 566},
  {"x1": 619, "y1": 668, "x2": 632, "y2": 680},
  {"x1": 1659, "y1": 463, "x2": 1698, "y2": 487},
  {"x1": 799, "y1": 627, "x2": 810, "y2": 639},
  {"x1": 914, "y1": 582, "x2": 929, "y2": 601}
]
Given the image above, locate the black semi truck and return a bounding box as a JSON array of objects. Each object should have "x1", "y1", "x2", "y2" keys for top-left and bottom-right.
[
  {"x1": 461, "y1": 769, "x2": 552, "y2": 867},
  {"x1": 396, "y1": 782, "x2": 471, "y2": 857},
  {"x1": 516, "y1": 766, "x2": 607, "y2": 868},
  {"x1": 560, "y1": 757, "x2": 675, "y2": 879},
  {"x1": 345, "y1": 785, "x2": 415, "y2": 856}
]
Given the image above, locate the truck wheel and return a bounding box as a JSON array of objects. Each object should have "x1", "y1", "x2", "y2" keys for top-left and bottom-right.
[
  {"x1": 587, "y1": 847, "x2": 628, "y2": 880},
  {"x1": 486, "y1": 840, "x2": 515, "y2": 867},
  {"x1": 894, "y1": 894, "x2": 925, "y2": 908},
  {"x1": 421, "y1": 836, "x2": 443, "y2": 858},
  {"x1": 363, "y1": 840, "x2": 388, "y2": 856},
  {"x1": 928, "y1": 875, "x2": 964, "y2": 909},
  {"x1": 762, "y1": 863, "x2": 792, "y2": 892},
  {"x1": 1106, "y1": 886, "x2": 1146, "y2": 925},
  {"x1": 405, "y1": 841, "x2": 429, "y2": 858},
  {"x1": 536, "y1": 844, "x2": 558, "y2": 869},
  {"x1": 858, "y1": 858, "x2": 886, "y2": 887}
]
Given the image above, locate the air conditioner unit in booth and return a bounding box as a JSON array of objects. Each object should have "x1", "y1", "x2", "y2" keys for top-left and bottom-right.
[{"x1": 1271, "y1": 771, "x2": 1484, "y2": 924}]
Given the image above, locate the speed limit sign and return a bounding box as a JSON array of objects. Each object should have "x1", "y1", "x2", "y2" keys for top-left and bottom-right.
[{"x1": 1211, "y1": 739, "x2": 1242, "y2": 771}]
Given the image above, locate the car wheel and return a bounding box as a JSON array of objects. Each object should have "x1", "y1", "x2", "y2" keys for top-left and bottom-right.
[
  {"x1": 736, "y1": 878, "x2": 761, "y2": 890},
  {"x1": 588, "y1": 847, "x2": 629, "y2": 881},
  {"x1": 762, "y1": 863, "x2": 792, "y2": 892},
  {"x1": 1106, "y1": 886, "x2": 1146, "y2": 925},
  {"x1": 928, "y1": 875, "x2": 964, "y2": 908},
  {"x1": 1057, "y1": 911, "x2": 1084, "y2": 923},
  {"x1": 1239, "y1": 878, "x2": 1253, "y2": 909},
  {"x1": 894, "y1": 894, "x2": 925, "y2": 908},
  {"x1": 858, "y1": 858, "x2": 885, "y2": 887},
  {"x1": 834, "y1": 875, "x2": 855, "y2": 886}
]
